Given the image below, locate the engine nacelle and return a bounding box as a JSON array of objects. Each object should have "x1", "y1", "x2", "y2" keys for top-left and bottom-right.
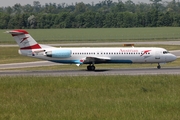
[{"x1": 46, "y1": 49, "x2": 71, "y2": 58}]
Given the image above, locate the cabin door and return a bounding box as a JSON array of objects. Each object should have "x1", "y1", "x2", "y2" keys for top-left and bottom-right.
[{"x1": 155, "y1": 51, "x2": 160, "y2": 59}]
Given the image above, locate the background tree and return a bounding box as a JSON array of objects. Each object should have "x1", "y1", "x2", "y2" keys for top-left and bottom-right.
[
  {"x1": 0, "y1": 0, "x2": 180, "y2": 29},
  {"x1": 124, "y1": 0, "x2": 136, "y2": 13},
  {"x1": 0, "y1": 13, "x2": 10, "y2": 29},
  {"x1": 33, "y1": 1, "x2": 41, "y2": 13},
  {"x1": 28, "y1": 15, "x2": 36, "y2": 28},
  {"x1": 74, "y1": 2, "x2": 87, "y2": 14}
]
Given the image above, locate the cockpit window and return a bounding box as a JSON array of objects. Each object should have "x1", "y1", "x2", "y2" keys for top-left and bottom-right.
[{"x1": 163, "y1": 51, "x2": 170, "y2": 54}]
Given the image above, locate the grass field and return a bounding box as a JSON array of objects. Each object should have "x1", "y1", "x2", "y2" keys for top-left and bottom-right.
[
  {"x1": 1, "y1": 28, "x2": 180, "y2": 120},
  {"x1": 0, "y1": 75, "x2": 180, "y2": 120},
  {"x1": 1, "y1": 27, "x2": 180, "y2": 44}
]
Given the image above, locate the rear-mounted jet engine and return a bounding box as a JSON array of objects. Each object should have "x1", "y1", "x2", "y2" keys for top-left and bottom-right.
[{"x1": 46, "y1": 49, "x2": 71, "y2": 58}]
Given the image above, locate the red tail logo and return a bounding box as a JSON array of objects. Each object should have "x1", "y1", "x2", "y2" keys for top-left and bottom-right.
[
  {"x1": 141, "y1": 50, "x2": 151, "y2": 56},
  {"x1": 20, "y1": 37, "x2": 29, "y2": 43}
]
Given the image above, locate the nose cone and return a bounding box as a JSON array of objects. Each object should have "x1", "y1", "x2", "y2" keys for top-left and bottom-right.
[{"x1": 168, "y1": 54, "x2": 177, "y2": 62}]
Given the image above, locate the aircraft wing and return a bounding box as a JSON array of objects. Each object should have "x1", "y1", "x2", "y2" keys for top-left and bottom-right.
[{"x1": 83, "y1": 56, "x2": 111, "y2": 63}]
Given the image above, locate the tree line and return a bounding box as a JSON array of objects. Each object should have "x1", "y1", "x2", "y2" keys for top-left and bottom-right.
[{"x1": 0, "y1": 0, "x2": 180, "y2": 29}]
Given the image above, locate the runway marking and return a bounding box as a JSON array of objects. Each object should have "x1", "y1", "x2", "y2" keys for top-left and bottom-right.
[{"x1": 0, "y1": 61, "x2": 61, "y2": 69}]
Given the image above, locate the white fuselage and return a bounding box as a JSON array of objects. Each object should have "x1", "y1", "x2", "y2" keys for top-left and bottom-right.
[{"x1": 19, "y1": 47, "x2": 177, "y2": 65}]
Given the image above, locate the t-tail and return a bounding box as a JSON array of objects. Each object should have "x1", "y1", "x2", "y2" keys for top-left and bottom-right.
[{"x1": 6, "y1": 29, "x2": 41, "y2": 50}]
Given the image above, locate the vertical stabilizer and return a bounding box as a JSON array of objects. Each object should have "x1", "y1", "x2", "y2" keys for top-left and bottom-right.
[{"x1": 6, "y1": 29, "x2": 41, "y2": 50}]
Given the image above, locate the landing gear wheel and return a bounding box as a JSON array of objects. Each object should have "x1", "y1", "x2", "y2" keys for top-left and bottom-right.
[
  {"x1": 87, "y1": 66, "x2": 91, "y2": 71},
  {"x1": 157, "y1": 64, "x2": 161, "y2": 69},
  {"x1": 87, "y1": 65, "x2": 96, "y2": 71},
  {"x1": 91, "y1": 66, "x2": 95, "y2": 71}
]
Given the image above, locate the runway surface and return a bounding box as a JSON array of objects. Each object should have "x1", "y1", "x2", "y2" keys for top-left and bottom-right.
[
  {"x1": 0, "y1": 68, "x2": 180, "y2": 76},
  {"x1": 0, "y1": 61, "x2": 61, "y2": 69}
]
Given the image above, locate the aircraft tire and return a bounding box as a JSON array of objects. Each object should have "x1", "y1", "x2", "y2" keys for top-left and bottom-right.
[
  {"x1": 87, "y1": 65, "x2": 95, "y2": 71},
  {"x1": 157, "y1": 65, "x2": 161, "y2": 69},
  {"x1": 91, "y1": 66, "x2": 95, "y2": 71}
]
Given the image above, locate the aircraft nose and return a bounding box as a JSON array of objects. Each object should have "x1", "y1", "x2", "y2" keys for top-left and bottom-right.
[
  {"x1": 166, "y1": 54, "x2": 177, "y2": 62},
  {"x1": 169, "y1": 54, "x2": 177, "y2": 62}
]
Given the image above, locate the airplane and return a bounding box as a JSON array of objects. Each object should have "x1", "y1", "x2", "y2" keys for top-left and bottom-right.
[{"x1": 6, "y1": 29, "x2": 177, "y2": 71}]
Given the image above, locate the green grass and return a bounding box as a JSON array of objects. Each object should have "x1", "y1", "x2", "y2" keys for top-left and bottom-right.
[
  {"x1": 0, "y1": 75, "x2": 180, "y2": 120},
  {"x1": 1, "y1": 27, "x2": 180, "y2": 44}
]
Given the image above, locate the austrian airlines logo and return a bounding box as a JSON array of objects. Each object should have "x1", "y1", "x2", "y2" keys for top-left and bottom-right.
[
  {"x1": 141, "y1": 50, "x2": 151, "y2": 56},
  {"x1": 20, "y1": 37, "x2": 29, "y2": 43}
]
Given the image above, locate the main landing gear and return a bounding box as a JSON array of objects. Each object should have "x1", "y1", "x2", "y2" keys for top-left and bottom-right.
[
  {"x1": 157, "y1": 63, "x2": 161, "y2": 69},
  {"x1": 87, "y1": 64, "x2": 96, "y2": 71}
]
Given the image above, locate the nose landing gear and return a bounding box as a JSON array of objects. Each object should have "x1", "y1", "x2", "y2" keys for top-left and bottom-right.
[{"x1": 157, "y1": 63, "x2": 161, "y2": 69}]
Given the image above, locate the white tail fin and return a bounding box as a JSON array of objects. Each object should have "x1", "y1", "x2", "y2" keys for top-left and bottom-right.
[{"x1": 6, "y1": 29, "x2": 41, "y2": 50}]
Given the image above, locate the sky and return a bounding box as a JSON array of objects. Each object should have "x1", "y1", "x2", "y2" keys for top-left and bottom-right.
[{"x1": 0, "y1": 0, "x2": 173, "y2": 7}]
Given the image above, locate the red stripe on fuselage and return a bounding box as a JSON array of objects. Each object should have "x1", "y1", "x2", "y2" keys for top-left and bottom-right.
[{"x1": 20, "y1": 44, "x2": 41, "y2": 50}]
